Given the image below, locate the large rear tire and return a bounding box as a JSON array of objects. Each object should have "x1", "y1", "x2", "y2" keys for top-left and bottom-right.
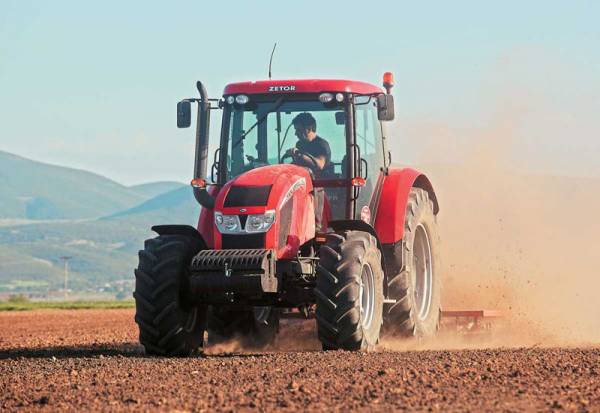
[
  {"x1": 384, "y1": 188, "x2": 441, "y2": 337},
  {"x1": 134, "y1": 234, "x2": 206, "y2": 356},
  {"x1": 207, "y1": 306, "x2": 280, "y2": 348},
  {"x1": 315, "y1": 230, "x2": 384, "y2": 351}
]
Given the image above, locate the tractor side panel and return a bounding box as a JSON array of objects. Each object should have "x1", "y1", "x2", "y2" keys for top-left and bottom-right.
[
  {"x1": 196, "y1": 186, "x2": 220, "y2": 249},
  {"x1": 374, "y1": 167, "x2": 438, "y2": 244}
]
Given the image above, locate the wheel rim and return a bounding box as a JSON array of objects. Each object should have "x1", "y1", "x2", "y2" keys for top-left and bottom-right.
[
  {"x1": 413, "y1": 224, "x2": 433, "y2": 321},
  {"x1": 359, "y1": 263, "x2": 375, "y2": 330}
]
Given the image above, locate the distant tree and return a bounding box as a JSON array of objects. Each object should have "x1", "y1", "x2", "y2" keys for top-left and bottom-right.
[{"x1": 8, "y1": 294, "x2": 29, "y2": 303}]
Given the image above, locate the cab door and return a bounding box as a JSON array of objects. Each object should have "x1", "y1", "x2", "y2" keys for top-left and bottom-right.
[{"x1": 354, "y1": 96, "x2": 386, "y2": 223}]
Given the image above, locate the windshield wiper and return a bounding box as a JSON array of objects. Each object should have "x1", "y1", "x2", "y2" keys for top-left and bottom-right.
[{"x1": 232, "y1": 97, "x2": 285, "y2": 150}]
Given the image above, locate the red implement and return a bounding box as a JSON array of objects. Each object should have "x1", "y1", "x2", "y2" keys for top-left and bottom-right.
[{"x1": 441, "y1": 310, "x2": 503, "y2": 333}]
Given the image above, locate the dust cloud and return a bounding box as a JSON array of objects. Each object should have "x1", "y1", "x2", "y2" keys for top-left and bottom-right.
[
  {"x1": 203, "y1": 319, "x2": 320, "y2": 355},
  {"x1": 390, "y1": 54, "x2": 600, "y2": 346}
]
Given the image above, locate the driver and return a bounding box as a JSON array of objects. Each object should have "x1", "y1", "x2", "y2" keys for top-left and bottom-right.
[
  {"x1": 285, "y1": 112, "x2": 331, "y2": 231},
  {"x1": 286, "y1": 112, "x2": 331, "y2": 178}
]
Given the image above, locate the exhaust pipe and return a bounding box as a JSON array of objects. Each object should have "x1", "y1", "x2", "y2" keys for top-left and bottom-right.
[{"x1": 193, "y1": 81, "x2": 215, "y2": 209}]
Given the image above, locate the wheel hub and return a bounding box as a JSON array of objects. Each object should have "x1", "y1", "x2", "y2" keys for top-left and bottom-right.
[
  {"x1": 413, "y1": 224, "x2": 433, "y2": 321},
  {"x1": 359, "y1": 263, "x2": 375, "y2": 330}
]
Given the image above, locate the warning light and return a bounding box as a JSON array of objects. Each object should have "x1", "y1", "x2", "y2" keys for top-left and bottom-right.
[
  {"x1": 351, "y1": 177, "x2": 366, "y2": 187},
  {"x1": 190, "y1": 178, "x2": 206, "y2": 188},
  {"x1": 383, "y1": 72, "x2": 394, "y2": 94}
]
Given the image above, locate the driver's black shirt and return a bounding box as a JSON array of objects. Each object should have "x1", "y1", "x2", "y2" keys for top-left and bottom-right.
[{"x1": 295, "y1": 135, "x2": 332, "y2": 178}]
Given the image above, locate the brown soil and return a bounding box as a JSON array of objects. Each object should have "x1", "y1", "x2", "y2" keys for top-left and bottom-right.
[{"x1": 1, "y1": 309, "x2": 598, "y2": 412}]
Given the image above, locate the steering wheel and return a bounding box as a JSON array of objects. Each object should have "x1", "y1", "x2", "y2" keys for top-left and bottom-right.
[{"x1": 281, "y1": 149, "x2": 320, "y2": 168}]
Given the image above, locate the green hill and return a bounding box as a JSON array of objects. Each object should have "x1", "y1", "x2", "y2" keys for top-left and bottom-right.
[
  {"x1": 0, "y1": 186, "x2": 201, "y2": 294},
  {"x1": 0, "y1": 150, "x2": 200, "y2": 296},
  {"x1": 0, "y1": 151, "x2": 147, "y2": 219}
]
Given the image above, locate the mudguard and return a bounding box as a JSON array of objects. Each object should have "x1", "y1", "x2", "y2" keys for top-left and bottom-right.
[
  {"x1": 373, "y1": 167, "x2": 439, "y2": 244},
  {"x1": 152, "y1": 224, "x2": 208, "y2": 249}
]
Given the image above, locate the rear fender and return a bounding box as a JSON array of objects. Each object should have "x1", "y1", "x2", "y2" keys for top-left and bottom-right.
[
  {"x1": 374, "y1": 167, "x2": 439, "y2": 244},
  {"x1": 328, "y1": 220, "x2": 389, "y2": 297}
]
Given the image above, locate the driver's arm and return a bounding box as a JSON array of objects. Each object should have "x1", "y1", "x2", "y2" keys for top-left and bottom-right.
[
  {"x1": 291, "y1": 149, "x2": 325, "y2": 170},
  {"x1": 298, "y1": 152, "x2": 325, "y2": 170}
]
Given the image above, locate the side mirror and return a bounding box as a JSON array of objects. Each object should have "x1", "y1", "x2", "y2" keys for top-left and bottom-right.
[
  {"x1": 376, "y1": 94, "x2": 395, "y2": 121},
  {"x1": 177, "y1": 101, "x2": 191, "y2": 128},
  {"x1": 335, "y1": 111, "x2": 346, "y2": 125}
]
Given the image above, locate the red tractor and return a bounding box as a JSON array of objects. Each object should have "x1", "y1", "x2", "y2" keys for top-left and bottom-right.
[{"x1": 133, "y1": 74, "x2": 441, "y2": 355}]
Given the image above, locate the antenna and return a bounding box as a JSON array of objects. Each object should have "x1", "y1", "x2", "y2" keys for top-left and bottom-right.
[{"x1": 268, "y1": 43, "x2": 277, "y2": 80}]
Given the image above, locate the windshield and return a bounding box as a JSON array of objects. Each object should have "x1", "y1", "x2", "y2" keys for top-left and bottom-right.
[{"x1": 223, "y1": 99, "x2": 347, "y2": 180}]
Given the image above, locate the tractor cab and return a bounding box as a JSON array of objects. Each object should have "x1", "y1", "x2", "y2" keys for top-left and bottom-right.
[{"x1": 177, "y1": 76, "x2": 396, "y2": 224}]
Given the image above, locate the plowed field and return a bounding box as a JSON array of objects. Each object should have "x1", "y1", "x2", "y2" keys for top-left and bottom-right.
[{"x1": 1, "y1": 309, "x2": 598, "y2": 412}]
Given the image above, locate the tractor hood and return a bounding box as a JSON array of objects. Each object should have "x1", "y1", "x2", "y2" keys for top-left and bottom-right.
[
  {"x1": 210, "y1": 164, "x2": 316, "y2": 259},
  {"x1": 217, "y1": 164, "x2": 314, "y2": 211}
]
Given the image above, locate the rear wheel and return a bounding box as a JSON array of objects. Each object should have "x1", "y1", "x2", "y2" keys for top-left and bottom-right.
[
  {"x1": 134, "y1": 235, "x2": 206, "y2": 356},
  {"x1": 384, "y1": 188, "x2": 441, "y2": 337},
  {"x1": 315, "y1": 230, "x2": 384, "y2": 351},
  {"x1": 207, "y1": 306, "x2": 279, "y2": 348}
]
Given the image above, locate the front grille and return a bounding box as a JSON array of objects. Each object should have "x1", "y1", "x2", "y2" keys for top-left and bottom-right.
[
  {"x1": 224, "y1": 185, "x2": 272, "y2": 207},
  {"x1": 222, "y1": 233, "x2": 265, "y2": 249},
  {"x1": 239, "y1": 214, "x2": 248, "y2": 229}
]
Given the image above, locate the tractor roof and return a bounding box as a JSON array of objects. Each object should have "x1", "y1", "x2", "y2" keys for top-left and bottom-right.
[{"x1": 223, "y1": 79, "x2": 383, "y2": 96}]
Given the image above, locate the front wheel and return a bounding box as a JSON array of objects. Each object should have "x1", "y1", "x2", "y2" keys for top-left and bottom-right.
[
  {"x1": 133, "y1": 234, "x2": 206, "y2": 356},
  {"x1": 315, "y1": 230, "x2": 384, "y2": 351}
]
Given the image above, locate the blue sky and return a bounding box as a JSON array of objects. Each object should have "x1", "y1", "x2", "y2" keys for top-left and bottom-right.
[{"x1": 1, "y1": 1, "x2": 599, "y2": 184}]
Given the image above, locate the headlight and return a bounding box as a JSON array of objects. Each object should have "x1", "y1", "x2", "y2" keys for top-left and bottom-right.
[
  {"x1": 214, "y1": 212, "x2": 241, "y2": 233},
  {"x1": 319, "y1": 92, "x2": 333, "y2": 103},
  {"x1": 235, "y1": 94, "x2": 249, "y2": 105},
  {"x1": 214, "y1": 211, "x2": 275, "y2": 234},
  {"x1": 246, "y1": 210, "x2": 276, "y2": 233}
]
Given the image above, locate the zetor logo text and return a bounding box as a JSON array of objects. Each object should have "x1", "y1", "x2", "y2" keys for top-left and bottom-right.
[{"x1": 268, "y1": 85, "x2": 296, "y2": 92}]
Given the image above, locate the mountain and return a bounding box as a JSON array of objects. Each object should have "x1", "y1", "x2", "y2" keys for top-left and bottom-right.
[
  {"x1": 128, "y1": 181, "x2": 186, "y2": 199},
  {"x1": 106, "y1": 186, "x2": 199, "y2": 222},
  {"x1": 0, "y1": 150, "x2": 200, "y2": 296},
  {"x1": 0, "y1": 151, "x2": 147, "y2": 219}
]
